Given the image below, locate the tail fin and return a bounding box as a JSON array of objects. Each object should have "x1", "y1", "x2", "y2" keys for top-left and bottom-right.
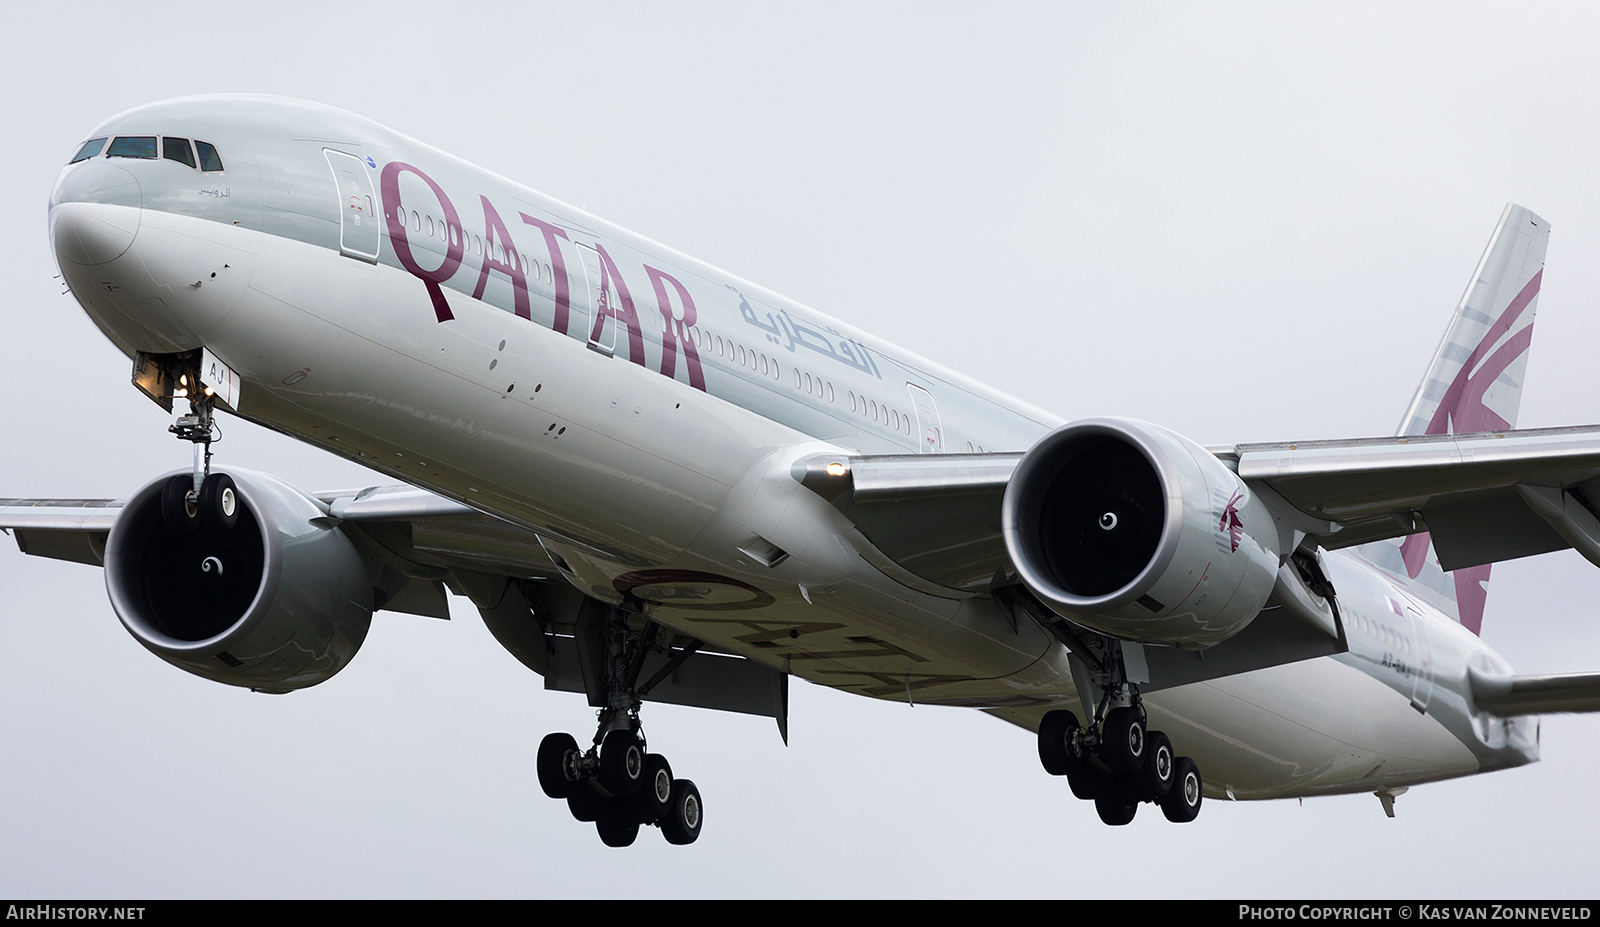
[
  {"x1": 1361, "y1": 204, "x2": 1550, "y2": 634},
  {"x1": 1396, "y1": 204, "x2": 1549, "y2": 437}
]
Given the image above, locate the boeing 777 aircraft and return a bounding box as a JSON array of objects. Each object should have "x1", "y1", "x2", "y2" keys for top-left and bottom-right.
[{"x1": 11, "y1": 95, "x2": 1600, "y2": 846}]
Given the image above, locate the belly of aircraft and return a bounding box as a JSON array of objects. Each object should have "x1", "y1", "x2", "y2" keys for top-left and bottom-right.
[{"x1": 1146, "y1": 657, "x2": 1480, "y2": 799}]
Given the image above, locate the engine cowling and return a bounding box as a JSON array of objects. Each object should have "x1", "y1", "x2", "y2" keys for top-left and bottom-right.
[
  {"x1": 1002, "y1": 418, "x2": 1280, "y2": 649},
  {"x1": 103, "y1": 469, "x2": 374, "y2": 692}
]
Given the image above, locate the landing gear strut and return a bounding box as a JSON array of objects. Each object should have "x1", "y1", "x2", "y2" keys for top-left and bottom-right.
[
  {"x1": 535, "y1": 604, "x2": 704, "y2": 846},
  {"x1": 161, "y1": 363, "x2": 233, "y2": 534}
]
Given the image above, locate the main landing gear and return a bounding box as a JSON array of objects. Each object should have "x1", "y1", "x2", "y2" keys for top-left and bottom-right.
[
  {"x1": 1004, "y1": 592, "x2": 1205, "y2": 827},
  {"x1": 534, "y1": 606, "x2": 704, "y2": 847},
  {"x1": 537, "y1": 725, "x2": 702, "y2": 847},
  {"x1": 1038, "y1": 700, "x2": 1202, "y2": 825}
]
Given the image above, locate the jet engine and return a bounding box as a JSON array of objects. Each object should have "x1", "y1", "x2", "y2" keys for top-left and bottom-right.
[
  {"x1": 103, "y1": 469, "x2": 374, "y2": 692},
  {"x1": 1002, "y1": 418, "x2": 1280, "y2": 649}
]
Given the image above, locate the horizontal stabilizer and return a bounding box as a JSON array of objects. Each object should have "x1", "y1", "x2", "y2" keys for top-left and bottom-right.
[{"x1": 1471, "y1": 669, "x2": 1600, "y2": 715}]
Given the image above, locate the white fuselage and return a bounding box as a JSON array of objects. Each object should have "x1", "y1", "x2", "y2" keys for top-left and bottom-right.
[{"x1": 49, "y1": 95, "x2": 1538, "y2": 802}]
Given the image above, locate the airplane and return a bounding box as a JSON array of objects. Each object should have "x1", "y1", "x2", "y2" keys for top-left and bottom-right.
[{"x1": 10, "y1": 93, "x2": 1600, "y2": 846}]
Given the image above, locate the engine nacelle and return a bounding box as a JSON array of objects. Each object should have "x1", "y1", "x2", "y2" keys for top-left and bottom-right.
[
  {"x1": 1002, "y1": 418, "x2": 1280, "y2": 649},
  {"x1": 103, "y1": 469, "x2": 374, "y2": 691}
]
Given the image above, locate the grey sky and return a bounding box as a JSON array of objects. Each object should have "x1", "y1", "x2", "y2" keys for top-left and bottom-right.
[{"x1": 4, "y1": 1, "x2": 1600, "y2": 897}]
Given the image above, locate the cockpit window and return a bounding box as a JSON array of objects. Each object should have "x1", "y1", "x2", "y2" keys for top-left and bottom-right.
[
  {"x1": 163, "y1": 137, "x2": 197, "y2": 169},
  {"x1": 107, "y1": 136, "x2": 157, "y2": 159},
  {"x1": 194, "y1": 140, "x2": 224, "y2": 173},
  {"x1": 69, "y1": 138, "x2": 107, "y2": 164}
]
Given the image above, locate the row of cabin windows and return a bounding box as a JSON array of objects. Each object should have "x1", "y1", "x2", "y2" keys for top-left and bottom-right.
[
  {"x1": 1348, "y1": 609, "x2": 1415, "y2": 659},
  {"x1": 395, "y1": 208, "x2": 556, "y2": 288},
  {"x1": 687, "y1": 325, "x2": 913, "y2": 439},
  {"x1": 69, "y1": 136, "x2": 224, "y2": 172},
  {"x1": 690, "y1": 327, "x2": 782, "y2": 382},
  {"x1": 847, "y1": 388, "x2": 912, "y2": 436}
]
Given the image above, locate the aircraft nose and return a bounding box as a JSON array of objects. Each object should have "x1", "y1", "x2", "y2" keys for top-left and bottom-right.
[{"x1": 50, "y1": 162, "x2": 142, "y2": 265}]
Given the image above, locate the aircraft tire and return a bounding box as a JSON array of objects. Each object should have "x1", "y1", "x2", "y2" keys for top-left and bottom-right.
[
  {"x1": 1160, "y1": 756, "x2": 1203, "y2": 823},
  {"x1": 661, "y1": 779, "x2": 703, "y2": 845},
  {"x1": 567, "y1": 784, "x2": 603, "y2": 823},
  {"x1": 1094, "y1": 795, "x2": 1138, "y2": 826},
  {"x1": 1066, "y1": 766, "x2": 1106, "y2": 801},
  {"x1": 161, "y1": 475, "x2": 200, "y2": 533},
  {"x1": 200, "y1": 473, "x2": 239, "y2": 531},
  {"x1": 596, "y1": 804, "x2": 640, "y2": 847},
  {"x1": 600, "y1": 729, "x2": 644, "y2": 797},
  {"x1": 1037, "y1": 709, "x2": 1080, "y2": 775},
  {"x1": 631, "y1": 753, "x2": 673, "y2": 824},
  {"x1": 1102, "y1": 707, "x2": 1146, "y2": 774},
  {"x1": 537, "y1": 732, "x2": 580, "y2": 799},
  {"x1": 1138, "y1": 731, "x2": 1175, "y2": 801}
]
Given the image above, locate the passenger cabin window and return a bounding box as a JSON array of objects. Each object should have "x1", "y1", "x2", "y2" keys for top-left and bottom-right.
[
  {"x1": 163, "y1": 137, "x2": 196, "y2": 169},
  {"x1": 69, "y1": 138, "x2": 107, "y2": 163},
  {"x1": 107, "y1": 136, "x2": 157, "y2": 159},
  {"x1": 194, "y1": 140, "x2": 224, "y2": 172}
]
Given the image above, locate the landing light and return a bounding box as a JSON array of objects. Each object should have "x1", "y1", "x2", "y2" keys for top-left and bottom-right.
[{"x1": 826, "y1": 462, "x2": 847, "y2": 477}]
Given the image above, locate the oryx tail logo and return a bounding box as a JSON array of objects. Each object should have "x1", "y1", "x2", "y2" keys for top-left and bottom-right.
[{"x1": 1219, "y1": 489, "x2": 1244, "y2": 553}]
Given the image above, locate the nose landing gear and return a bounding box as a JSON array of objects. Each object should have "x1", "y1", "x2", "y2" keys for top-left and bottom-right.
[{"x1": 159, "y1": 357, "x2": 234, "y2": 534}]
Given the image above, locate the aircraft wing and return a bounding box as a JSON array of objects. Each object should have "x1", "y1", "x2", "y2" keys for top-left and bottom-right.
[
  {"x1": 0, "y1": 483, "x2": 787, "y2": 728},
  {"x1": 0, "y1": 485, "x2": 552, "y2": 581},
  {"x1": 796, "y1": 423, "x2": 1600, "y2": 592},
  {"x1": 0, "y1": 498, "x2": 121, "y2": 566},
  {"x1": 1226, "y1": 424, "x2": 1600, "y2": 569}
]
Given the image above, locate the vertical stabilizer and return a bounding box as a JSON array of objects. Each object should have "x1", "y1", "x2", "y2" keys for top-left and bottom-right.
[
  {"x1": 1396, "y1": 204, "x2": 1549, "y2": 437},
  {"x1": 1360, "y1": 204, "x2": 1549, "y2": 634}
]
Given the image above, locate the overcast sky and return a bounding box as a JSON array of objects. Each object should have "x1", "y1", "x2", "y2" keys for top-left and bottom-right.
[{"x1": 4, "y1": 1, "x2": 1600, "y2": 899}]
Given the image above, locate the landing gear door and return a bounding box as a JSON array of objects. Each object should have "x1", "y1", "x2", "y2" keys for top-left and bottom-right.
[
  {"x1": 324, "y1": 149, "x2": 380, "y2": 263},
  {"x1": 575, "y1": 243, "x2": 615, "y2": 356},
  {"x1": 907, "y1": 383, "x2": 944, "y2": 454}
]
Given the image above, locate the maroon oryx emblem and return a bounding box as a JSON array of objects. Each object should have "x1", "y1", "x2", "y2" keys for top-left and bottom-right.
[{"x1": 1220, "y1": 490, "x2": 1244, "y2": 553}]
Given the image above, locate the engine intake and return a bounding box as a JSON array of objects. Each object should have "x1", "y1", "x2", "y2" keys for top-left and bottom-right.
[
  {"x1": 104, "y1": 469, "x2": 373, "y2": 691},
  {"x1": 1003, "y1": 418, "x2": 1280, "y2": 649}
]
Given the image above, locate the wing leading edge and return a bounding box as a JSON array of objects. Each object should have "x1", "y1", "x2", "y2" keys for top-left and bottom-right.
[
  {"x1": 1, "y1": 482, "x2": 788, "y2": 729},
  {"x1": 797, "y1": 423, "x2": 1600, "y2": 591}
]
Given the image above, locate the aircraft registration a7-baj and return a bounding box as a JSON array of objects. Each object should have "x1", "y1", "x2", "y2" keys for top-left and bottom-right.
[{"x1": 15, "y1": 94, "x2": 1600, "y2": 845}]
